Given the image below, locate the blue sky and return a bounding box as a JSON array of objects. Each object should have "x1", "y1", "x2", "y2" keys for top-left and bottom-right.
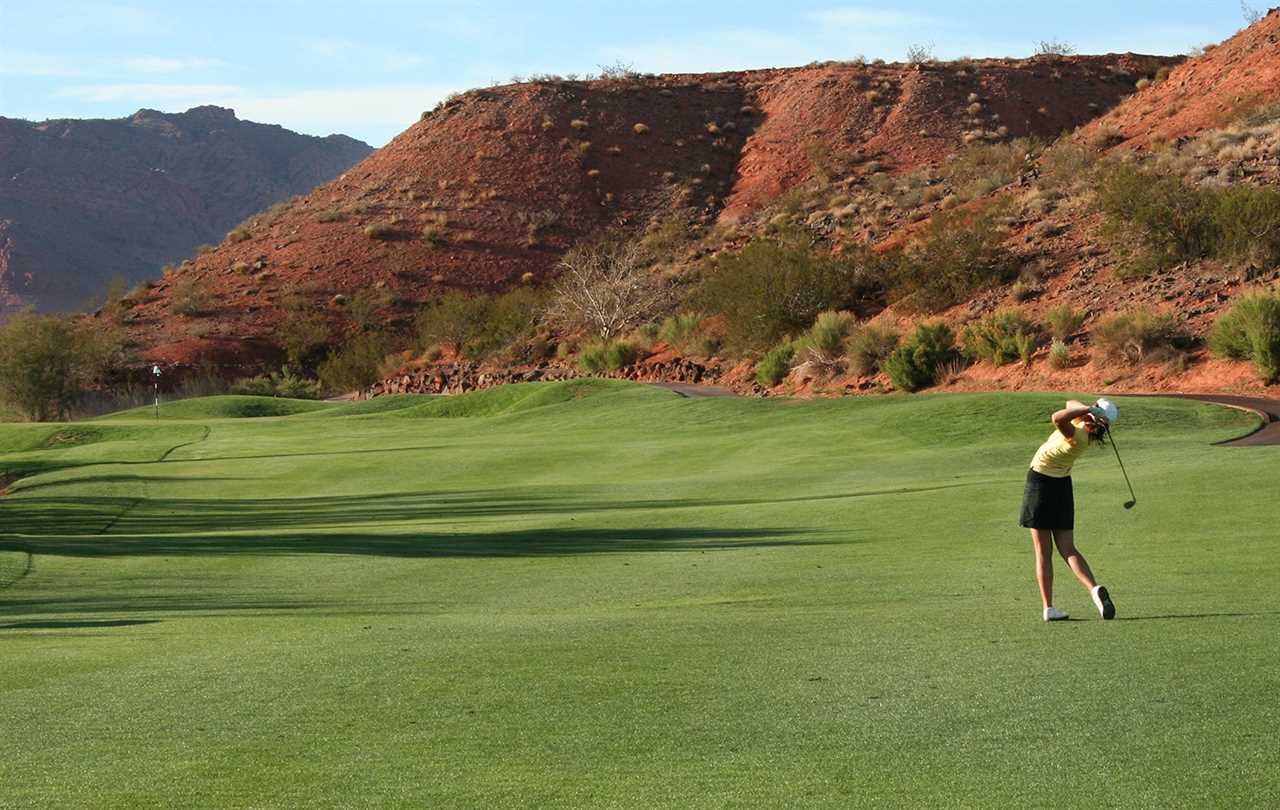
[{"x1": 0, "y1": 1, "x2": 1254, "y2": 147}]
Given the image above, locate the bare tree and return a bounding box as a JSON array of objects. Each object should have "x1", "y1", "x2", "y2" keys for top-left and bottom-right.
[
  {"x1": 905, "y1": 42, "x2": 935, "y2": 65},
  {"x1": 1241, "y1": 1, "x2": 1264, "y2": 25},
  {"x1": 550, "y1": 239, "x2": 669, "y2": 342}
]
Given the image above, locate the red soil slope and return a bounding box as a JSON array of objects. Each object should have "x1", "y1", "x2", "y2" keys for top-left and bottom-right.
[
  {"x1": 1080, "y1": 8, "x2": 1280, "y2": 148},
  {"x1": 120, "y1": 56, "x2": 1164, "y2": 367},
  {"x1": 0, "y1": 106, "x2": 371, "y2": 315}
]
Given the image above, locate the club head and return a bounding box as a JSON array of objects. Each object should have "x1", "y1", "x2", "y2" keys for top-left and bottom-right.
[{"x1": 1124, "y1": 500, "x2": 1136, "y2": 510}]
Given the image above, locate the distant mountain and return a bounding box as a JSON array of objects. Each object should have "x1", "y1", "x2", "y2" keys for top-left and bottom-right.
[{"x1": 0, "y1": 105, "x2": 372, "y2": 314}]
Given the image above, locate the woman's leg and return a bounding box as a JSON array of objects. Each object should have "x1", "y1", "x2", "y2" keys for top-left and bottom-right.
[
  {"x1": 1030, "y1": 529, "x2": 1055, "y2": 608},
  {"x1": 1051, "y1": 529, "x2": 1098, "y2": 590}
]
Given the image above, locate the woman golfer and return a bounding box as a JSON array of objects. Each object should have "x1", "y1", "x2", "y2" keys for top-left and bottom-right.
[{"x1": 1020, "y1": 399, "x2": 1117, "y2": 622}]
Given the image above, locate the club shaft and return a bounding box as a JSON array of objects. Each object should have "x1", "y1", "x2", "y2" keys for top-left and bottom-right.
[{"x1": 1106, "y1": 428, "x2": 1136, "y2": 502}]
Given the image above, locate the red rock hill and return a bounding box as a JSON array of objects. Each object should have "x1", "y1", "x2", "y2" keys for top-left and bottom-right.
[
  {"x1": 0, "y1": 106, "x2": 371, "y2": 315},
  {"x1": 1080, "y1": 8, "x2": 1280, "y2": 148},
  {"x1": 119, "y1": 55, "x2": 1167, "y2": 367}
]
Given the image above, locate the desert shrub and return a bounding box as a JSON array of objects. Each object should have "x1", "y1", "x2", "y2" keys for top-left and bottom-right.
[
  {"x1": 0, "y1": 312, "x2": 124, "y2": 421},
  {"x1": 962, "y1": 310, "x2": 1040, "y2": 367},
  {"x1": 1035, "y1": 39, "x2": 1075, "y2": 56},
  {"x1": 416, "y1": 292, "x2": 489, "y2": 353},
  {"x1": 1093, "y1": 308, "x2": 1190, "y2": 365},
  {"x1": 415, "y1": 288, "x2": 547, "y2": 360},
  {"x1": 946, "y1": 139, "x2": 1039, "y2": 199},
  {"x1": 1047, "y1": 338, "x2": 1071, "y2": 369},
  {"x1": 317, "y1": 332, "x2": 394, "y2": 393},
  {"x1": 170, "y1": 274, "x2": 213, "y2": 316},
  {"x1": 226, "y1": 225, "x2": 252, "y2": 243},
  {"x1": 1095, "y1": 162, "x2": 1220, "y2": 275},
  {"x1": 1210, "y1": 290, "x2": 1280, "y2": 383},
  {"x1": 346, "y1": 287, "x2": 393, "y2": 332},
  {"x1": 1097, "y1": 163, "x2": 1280, "y2": 273},
  {"x1": 846, "y1": 322, "x2": 900, "y2": 376},
  {"x1": 278, "y1": 301, "x2": 332, "y2": 366},
  {"x1": 890, "y1": 206, "x2": 1019, "y2": 312},
  {"x1": 884, "y1": 322, "x2": 959, "y2": 392},
  {"x1": 795, "y1": 311, "x2": 855, "y2": 366},
  {"x1": 1044, "y1": 303, "x2": 1087, "y2": 340},
  {"x1": 577, "y1": 340, "x2": 640, "y2": 372},
  {"x1": 696, "y1": 231, "x2": 886, "y2": 353},
  {"x1": 317, "y1": 208, "x2": 345, "y2": 223},
  {"x1": 231, "y1": 367, "x2": 321, "y2": 399},
  {"x1": 1039, "y1": 142, "x2": 1099, "y2": 190},
  {"x1": 1214, "y1": 185, "x2": 1280, "y2": 266},
  {"x1": 756, "y1": 342, "x2": 797, "y2": 386},
  {"x1": 364, "y1": 222, "x2": 396, "y2": 240}
]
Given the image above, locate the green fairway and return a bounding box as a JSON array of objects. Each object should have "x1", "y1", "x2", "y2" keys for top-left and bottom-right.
[{"x1": 2, "y1": 381, "x2": 1277, "y2": 808}]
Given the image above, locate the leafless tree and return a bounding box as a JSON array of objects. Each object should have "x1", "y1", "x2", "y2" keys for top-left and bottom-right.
[
  {"x1": 1241, "y1": 2, "x2": 1264, "y2": 25},
  {"x1": 549, "y1": 239, "x2": 669, "y2": 342}
]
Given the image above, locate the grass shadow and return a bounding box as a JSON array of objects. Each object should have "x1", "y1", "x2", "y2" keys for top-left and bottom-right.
[{"x1": 3, "y1": 526, "x2": 829, "y2": 559}]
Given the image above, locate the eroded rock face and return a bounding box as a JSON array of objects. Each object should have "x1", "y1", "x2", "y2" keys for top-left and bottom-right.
[
  {"x1": 0, "y1": 106, "x2": 371, "y2": 315},
  {"x1": 115, "y1": 55, "x2": 1158, "y2": 367}
]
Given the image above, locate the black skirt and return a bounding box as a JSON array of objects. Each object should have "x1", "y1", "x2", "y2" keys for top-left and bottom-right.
[{"x1": 1019, "y1": 469, "x2": 1074, "y2": 530}]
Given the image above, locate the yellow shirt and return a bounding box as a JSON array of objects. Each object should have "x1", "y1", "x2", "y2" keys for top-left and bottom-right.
[{"x1": 1030, "y1": 419, "x2": 1093, "y2": 478}]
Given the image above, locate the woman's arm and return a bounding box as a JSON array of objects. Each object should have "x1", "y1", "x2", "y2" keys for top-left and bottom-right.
[{"x1": 1052, "y1": 401, "x2": 1093, "y2": 437}]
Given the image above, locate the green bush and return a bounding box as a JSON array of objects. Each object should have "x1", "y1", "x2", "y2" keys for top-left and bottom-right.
[
  {"x1": 1047, "y1": 338, "x2": 1070, "y2": 370},
  {"x1": 231, "y1": 367, "x2": 321, "y2": 399},
  {"x1": 317, "y1": 332, "x2": 394, "y2": 394},
  {"x1": 1044, "y1": 303, "x2": 1086, "y2": 341},
  {"x1": 1093, "y1": 308, "x2": 1190, "y2": 365},
  {"x1": 846, "y1": 322, "x2": 900, "y2": 376},
  {"x1": 890, "y1": 207, "x2": 1018, "y2": 313},
  {"x1": 695, "y1": 231, "x2": 885, "y2": 353},
  {"x1": 756, "y1": 342, "x2": 797, "y2": 386},
  {"x1": 1210, "y1": 291, "x2": 1280, "y2": 383},
  {"x1": 278, "y1": 304, "x2": 331, "y2": 367},
  {"x1": 1096, "y1": 162, "x2": 1280, "y2": 275},
  {"x1": 795, "y1": 311, "x2": 855, "y2": 366},
  {"x1": 1214, "y1": 185, "x2": 1280, "y2": 267},
  {"x1": 415, "y1": 288, "x2": 546, "y2": 360},
  {"x1": 1095, "y1": 163, "x2": 1219, "y2": 275},
  {"x1": 962, "y1": 310, "x2": 1039, "y2": 367},
  {"x1": 0, "y1": 312, "x2": 123, "y2": 421},
  {"x1": 577, "y1": 340, "x2": 640, "y2": 372},
  {"x1": 884, "y1": 322, "x2": 958, "y2": 392}
]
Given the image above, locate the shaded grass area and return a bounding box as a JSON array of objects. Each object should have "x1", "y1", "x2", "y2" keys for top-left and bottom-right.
[{"x1": 1, "y1": 383, "x2": 1276, "y2": 808}]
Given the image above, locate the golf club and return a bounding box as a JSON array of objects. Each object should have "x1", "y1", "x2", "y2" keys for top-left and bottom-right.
[{"x1": 1105, "y1": 426, "x2": 1137, "y2": 509}]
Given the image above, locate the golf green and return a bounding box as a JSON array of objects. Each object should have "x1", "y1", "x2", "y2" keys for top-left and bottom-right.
[{"x1": 1, "y1": 382, "x2": 1276, "y2": 808}]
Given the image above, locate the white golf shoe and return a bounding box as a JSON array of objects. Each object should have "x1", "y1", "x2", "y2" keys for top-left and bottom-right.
[{"x1": 1043, "y1": 606, "x2": 1069, "y2": 622}]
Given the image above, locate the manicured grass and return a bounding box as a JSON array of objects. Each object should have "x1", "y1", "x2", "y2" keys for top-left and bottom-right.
[{"x1": 1, "y1": 382, "x2": 1277, "y2": 808}]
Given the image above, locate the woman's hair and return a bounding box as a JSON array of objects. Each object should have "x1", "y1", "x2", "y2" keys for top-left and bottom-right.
[{"x1": 1084, "y1": 421, "x2": 1108, "y2": 444}]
